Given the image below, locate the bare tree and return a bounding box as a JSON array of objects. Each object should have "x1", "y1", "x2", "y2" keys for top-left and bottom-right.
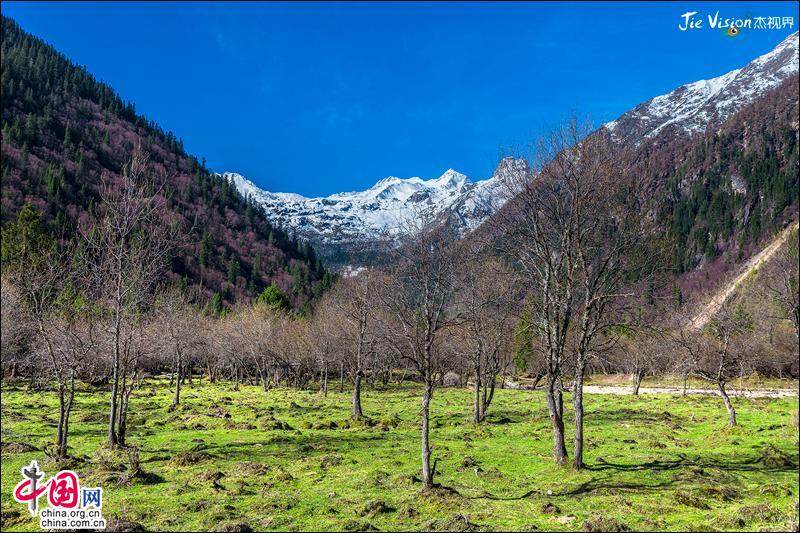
[
  {"x1": 675, "y1": 303, "x2": 754, "y2": 426},
  {"x1": 766, "y1": 227, "x2": 799, "y2": 339},
  {"x1": 82, "y1": 145, "x2": 183, "y2": 446},
  {"x1": 1, "y1": 205, "x2": 96, "y2": 458},
  {"x1": 209, "y1": 317, "x2": 243, "y2": 390},
  {"x1": 48, "y1": 289, "x2": 99, "y2": 458},
  {"x1": 191, "y1": 314, "x2": 219, "y2": 385},
  {"x1": 156, "y1": 287, "x2": 205, "y2": 407},
  {"x1": 269, "y1": 314, "x2": 312, "y2": 389},
  {"x1": 1, "y1": 276, "x2": 33, "y2": 379},
  {"x1": 495, "y1": 118, "x2": 658, "y2": 469},
  {"x1": 228, "y1": 303, "x2": 281, "y2": 392},
  {"x1": 457, "y1": 252, "x2": 518, "y2": 423},
  {"x1": 382, "y1": 225, "x2": 462, "y2": 489},
  {"x1": 308, "y1": 292, "x2": 342, "y2": 397},
  {"x1": 317, "y1": 270, "x2": 383, "y2": 417},
  {"x1": 610, "y1": 329, "x2": 665, "y2": 395},
  {"x1": 307, "y1": 312, "x2": 336, "y2": 396}
]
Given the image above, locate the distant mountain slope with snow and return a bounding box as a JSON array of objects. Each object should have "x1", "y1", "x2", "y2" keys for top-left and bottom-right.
[{"x1": 604, "y1": 31, "x2": 798, "y2": 144}]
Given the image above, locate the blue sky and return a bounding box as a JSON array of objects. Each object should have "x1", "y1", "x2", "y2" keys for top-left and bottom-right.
[{"x1": 3, "y1": 1, "x2": 798, "y2": 196}]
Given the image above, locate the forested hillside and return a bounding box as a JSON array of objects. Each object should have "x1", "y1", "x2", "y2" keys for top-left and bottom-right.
[
  {"x1": 632, "y1": 75, "x2": 798, "y2": 299},
  {"x1": 0, "y1": 16, "x2": 330, "y2": 311}
]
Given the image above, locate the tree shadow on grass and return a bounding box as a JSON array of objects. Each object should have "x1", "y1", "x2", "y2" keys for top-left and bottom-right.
[
  {"x1": 142, "y1": 429, "x2": 391, "y2": 464},
  {"x1": 461, "y1": 476, "x2": 675, "y2": 501},
  {"x1": 583, "y1": 407, "x2": 688, "y2": 425},
  {"x1": 462, "y1": 451, "x2": 797, "y2": 501},
  {"x1": 584, "y1": 454, "x2": 798, "y2": 475}
]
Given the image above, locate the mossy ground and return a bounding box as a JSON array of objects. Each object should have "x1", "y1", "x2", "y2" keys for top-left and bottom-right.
[{"x1": 1, "y1": 378, "x2": 798, "y2": 531}]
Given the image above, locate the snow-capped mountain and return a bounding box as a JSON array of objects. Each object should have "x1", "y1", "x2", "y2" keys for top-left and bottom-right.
[
  {"x1": 224, "y1": 157, "x2": 529, "y2": 266},
  {"x1": 604, "y1": 31, "x2": 798, "y2": 144},
  {"x1": 227, "y1": 31, "x2": 797, "y2": 269}
]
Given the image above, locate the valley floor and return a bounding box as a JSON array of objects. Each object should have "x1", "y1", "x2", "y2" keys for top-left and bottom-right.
[{"x1": 1, "y1": 380, "x2": 798, "y2": 532}]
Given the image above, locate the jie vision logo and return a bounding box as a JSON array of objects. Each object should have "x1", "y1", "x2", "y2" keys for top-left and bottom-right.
[{"x1": 678, "y1": 11, "x2": 795, "y2": 37}]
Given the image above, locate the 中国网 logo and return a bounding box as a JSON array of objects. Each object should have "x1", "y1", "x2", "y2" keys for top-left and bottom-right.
[{"x1": 12, "y1": 460, "x2": 107, "y2": 530}]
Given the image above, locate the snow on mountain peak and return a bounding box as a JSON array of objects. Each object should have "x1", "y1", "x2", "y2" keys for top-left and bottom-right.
[
  {"x1": 604, "y1": 31, "x2": 798, "y2": 144},
  {"x1": 222, "y1": 166, "x2": 485, "y2": 252}
]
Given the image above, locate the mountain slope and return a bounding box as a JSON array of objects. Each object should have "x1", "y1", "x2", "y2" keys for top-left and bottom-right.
[
  {"x1": 604, "y1": 31, "x2": 798, "y2": 145},
  {"x1": 638, "y1": 73, "x2": 798, "y2": 284},
  {"x1": 688, "y1": 221, "x2": 799, "y2": 330},
  {"x1": 0, "y1": 16, "x2": 330, "y2": 310},
  {"x1": 472, "y1": 64, "x2": 798, "y2": 312}
]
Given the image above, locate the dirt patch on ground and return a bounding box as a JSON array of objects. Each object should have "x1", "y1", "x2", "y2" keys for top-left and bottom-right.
[
  {"x1": 582, "y1": 514, "x2": 631, "y2": 532},
  {"x1": 425, "y1": 513, "x2": 480, "y2": 532},
  {"x1": 211, "y1": 521, "x2": 253, "y2": 532},
  {"x1": 235, "y1": 461, "x2": 270, "y2": 476},
  {"x1": 673, "y1": 491, "x2": 710, "y2": 509},
  {"x1": 758, "y1": 445, "x2": 796, "y2": 468},
  {"x1": 168, "y1": 451, "x2": 212, "y2": 467},
  {"x1": 1, "y1": 441, "x2": 37, "y2": 454},
  {"x1": 358, "y1": 500, "x2": 394, "y2": 518}
]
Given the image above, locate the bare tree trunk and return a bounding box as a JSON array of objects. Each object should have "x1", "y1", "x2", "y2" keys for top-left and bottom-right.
[
  {"x1": 118, "y1": 382, "x2": 135, "y2": 447},
  {"x1": 421, "y1": 380, "x2": 434, "y2": 489},
  {"x1": 322, "y1": 361, "x2": 328, "y2": 397},
  {"x1": 261, "y1": 368, "x2": 269, "y2": 392},
  {"x1": 396, "y1": 362, "x2": 409, "y2": 384},
  {"x1": 173, "y1": 358, "x2": 182, "y2": 406},
  {"x1": 632, "y1": 370, "x2": 643, "y2": 395},
  {"x1": 56, "y1": 383, "x2": 66, "y2": 457},
  {"x1": 60, "y1": 374, "x2": 75, "y2": 457},
  {"x1": 117, "y1": 367, "x2": 129, "y2": 446},
  {"x1": 572, "y1": 362, "x2": 585, "y2": 470},
  {"x1": 482, "y1": 377, "x2": 495, "y2": 422},
  {"x1": 339, "y1": 361, "x2": 344, "y2": 393},
  {"x1": 718, "y1": 381, "x2": 736, "y2": 426},
  {"x1": 531, "y1": 369, "x2": 545, "y2": 390},
  {"x1": 555, "y1": 375, "x2": 564, "y2": 420},
  {"x1": 546, "y1": 375, "x2": 568, "y2": 466},
  {"x1": 473, "y1": 360, "x2": 481, "y2": 424},
  {"x1": 107, "y1": 329, "x2": 121, "y2": 447},
  {"x1": 352, "y1": 372, "x2": 363, "y2": 418}
]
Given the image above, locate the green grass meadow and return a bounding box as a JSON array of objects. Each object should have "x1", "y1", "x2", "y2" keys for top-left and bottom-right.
[{"x1": 1, "y1": 379, "x2": 798, "y2": 531}]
